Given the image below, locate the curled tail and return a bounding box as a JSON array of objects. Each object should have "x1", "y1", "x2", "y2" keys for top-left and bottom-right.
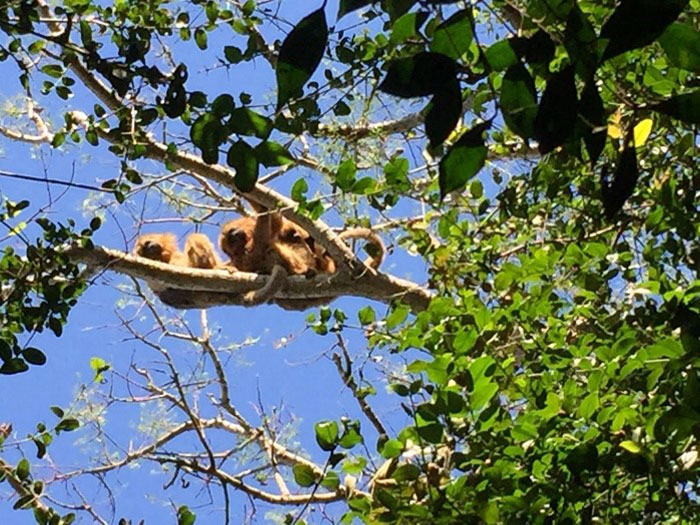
[{"x1": 338, "y1": 228, "x2": 385, "y2": 270}]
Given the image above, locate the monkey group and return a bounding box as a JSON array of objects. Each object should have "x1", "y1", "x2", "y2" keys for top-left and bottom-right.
[{"x1": 132, "y1": 211, "x2": 385, "y2": 309}]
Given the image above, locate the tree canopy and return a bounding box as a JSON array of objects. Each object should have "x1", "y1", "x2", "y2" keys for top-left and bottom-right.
[{"x1": 0, "y1": 0, "x2": 698, "y2": 523}]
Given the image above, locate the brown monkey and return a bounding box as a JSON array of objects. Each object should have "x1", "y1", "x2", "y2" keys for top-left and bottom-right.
[
  {"x1": 219, "y1": 213, "x2": 385, "y2": 309},
  {"x1": 133, "y1": 232, "x2": 220, "y2": 269}
]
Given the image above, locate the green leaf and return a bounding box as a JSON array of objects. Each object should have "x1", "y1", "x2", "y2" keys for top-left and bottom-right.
[
  {"x1": 16, "y1": 458, "x2": 30, "y2": 481},
  {"x1": 416, "y1": 422, "x2": 444, "y2": 443},
  {"x1": 651, "y1": 90, "x2": 700, "y2": 124},
  {"x1": 601, "y1": 0, "x2": 690, "y2": 61},
  {"x1": 439, "y1": 120, "x2": 490, "y2": 199},
  {"x1": 380, "y1": 439, "x2": 403, "y2": 459},
  {"x1": 254, "y1": 141, "x2": 294, "y2": 167},
  {"x1": 190, "y1": 113, "x2": 226, "y2": 159},
  {"x1": 379, "y1": 52, "x2": 458, "y2": 98},
  {"x1": 658, "y1": 23, "x2": 700, "y2": 73},
  {"x1": 293, "y1": 464, "x2": 318, "y2": 487},
  {"x1": 227, "y1": 140, "x2": 259, "y2": 192},
  {"x1": 291, "y1": 178, "x2": 308, "y2": 202},
  {"x1": 194, "y1": 27, "x2": 208, "y2": 50},
  {"x1": 620, "y1": 440, "x2": 643, "y2": 454},
  {"x1": 228, "y1": 108, "x2": 272, "y2": 139},
  {"x1": 276, "y1": 8, "x2": 328, "y2": 109},
  {"x1": 358, "y1": 305, "x2": 375, "y2": 325},
  {"x1": 211, "y1": 94, "x2": 235, "y2": 117},
  {"x1": 55, "y1": 418, "x2": 80, "y2": 432},
  {"x1": 315, "y1": 420, "x2": 339, "y2": 451},
  {"x1": 430, "y1": 10, "x2": 473, "y2": 60},
  {"x1": 50, "y1": 406, "x2": 64, "y2": 418},
  {"x1": 500, "y1": 63, "x2": 537, "y2": 140},
  {"x1": 177, "y1": 505, "x2": 196, "y2": 525},
  {"x1": 534, "y1": 66, "x2": 577, "y2": 154},
  {"x1": 390, "y1": 12, "x2": 428, "y2": 45},
  {"x1": 392, "y1": 464, "x2": 421, "y2": 482},
  {"x1": 89, "y1": 356, "x2": 110, "y2": 381},
  {"x1": 484, "y1": 39, "x2": 519, "y2": 71},
  {"x1": 336, "y1": 158, "x2": 356, "y2": 191},
  {"x1": 0, "y1": 358, "x2": 29, "y2": 375},
  {"x1": 425, "y1": 81, "x2": 463, "y2": 148},
  {"x1": 338, "y1": 0, "x2": 373, "y2": 19},
  {"x1": 321, "y1": 470, "x2": 340, "y2": 490},
  {"x1": 22, "y1": 347, "x2": 46, "y2": 366}
]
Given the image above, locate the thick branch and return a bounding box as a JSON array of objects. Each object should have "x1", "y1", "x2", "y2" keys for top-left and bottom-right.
[{"x1": 67, "y1": 245, "x2": 433, "y2": 311}]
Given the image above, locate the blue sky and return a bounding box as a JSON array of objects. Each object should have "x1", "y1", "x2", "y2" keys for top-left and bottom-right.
[{"x1": 0, "y1": 1, "x2": 432, "y2": 522}]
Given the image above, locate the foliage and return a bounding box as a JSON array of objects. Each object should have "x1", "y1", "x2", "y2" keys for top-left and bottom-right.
[{"x1": 0, "y1": 0, "x2": 698, "y2": 523}]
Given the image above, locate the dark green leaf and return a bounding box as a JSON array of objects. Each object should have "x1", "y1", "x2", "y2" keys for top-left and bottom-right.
[
  {"x1": 254, "y1": 141, "x2": 294, "y2": 167},
  {"x1": 425, "y1": 81, "x2": 463, "y2": 149},
  {"x1": 380, "y1": 439, "x2": 403, "y2": 459},
  {"x1": 659, "y1": 23, "x2": 700, "y2": 73},
  {"x1": 534, "y1": 66, "x2": 577, "y2": 154},
  {"x1": 321, "y1": 470, "x2": 340, "y2": 490},
  {"x1": 416, "y1": 422, "x2": 443, "y2": 443},
  {"x1": 579, "y1": 81, "x2": 606, "y2": 166},
  {"x1": 338, "y1": 0, "x2": 373, "y2": 19},
  {"x1": 276, "y1": 8, "x2": 328, "y2": 109},
  {"x1": 430, "y1": 10, "x2": 473, "y2": 59},
  {"x1": 227, "y1": 140, "x2": 259, "y2": 192},
  {"x1": 22, "y1": 347, "x2": 46, "y2": 366},
  {"x1": 392, "y1": 464, "x2": 421, "y2": 482},
  {"x1": 601, "y1": 143, "x2": 638, "y2": 220},
  {"x1": 484, "y1": 39, "x2": 519, "y2": 71},
  {"x1": 0, "y1": 358, "x2": 29, "y2": 375},
  {"x1": 379, "y1": 52, "x2": 458, "y2": 98},
  {"x1": 228, "y1": 108, "x2": 272, "y2": 139},
  {"x1": 211, "y1": 94, "x2": 235, "y2": 117},
  {"x1": 650, "y1": 90, "x2": 700, "y2": 124},
  {"x1": 439, "y1": 121, "x2": 490, "y2": 199},
  {"x1": 500, "y1": 63, "x2": 537, "y2": 140},
  {"x1": 55, "y1": 418, "x2": 80, "y2": 432},
  {"x1": 601, "y1": 0, "x2": 690, "y2": 61}
]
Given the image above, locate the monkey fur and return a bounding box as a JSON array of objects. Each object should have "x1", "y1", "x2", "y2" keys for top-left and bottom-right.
[{"x1": 218, "y1": 213, "x2": 385, "y2": 309}]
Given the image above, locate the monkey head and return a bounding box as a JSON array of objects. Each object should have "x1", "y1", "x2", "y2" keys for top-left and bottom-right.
[
  {"x1": 133, "y1": 233, "x2": 179, "y2": 263},
  {"x1": 219, "y1": 217, "x2": 256, "y2": 271}
]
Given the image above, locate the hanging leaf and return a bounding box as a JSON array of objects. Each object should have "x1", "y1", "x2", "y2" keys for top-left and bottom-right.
[
  {"x1": 534, "y1": 66, "x2": 578, "y2": 154},
  {"x1": 430, "y1": 10, "x2": 473, "y2": 60},
  {"x1": 276, "y1": 7, "x2": 328, "y2": 109},
  {"x1": 600, "y1": 0, "x2": 691, "y2": 61},
  {"x1": 658, "y1": 23, "x2": 700, "y2": 73},
  {"x1": 338, "y1": 0, "x2": 374, "y2": 20},
  {"x1": 524, "y1": 29, "x2": 555, "y2": 66},
  {"x1": 390, "y1": 11, "x2": 428, "y2": 45},
  {"x1": 439, "y1": 120, "x2": 491, "y2": 199},
  {"x1": 227, "y1": 108, "x2": 272, "y2": 139},
  {"x1": 378, "y1": 52, "x2": 458, "y2": 98},
  {"x1": 425, "y1": 81, "x2": 462, "y2": 148},
  {"x1": 564, "y1": 6, "x2": 598, "y2": 79},
  {"x1": 500, "y1": 62, "x2": 537, "y2": 140},
  {"x1": 633, "y1": 119, "x2": 653, "y2": 147},
  {"x1": 484, "y1": 39, "x2": 520, "y2": 71},
  {"x1": 227, "y1": 139, "x2": 259, "y2": 192},
  {"x1": 601, "y1": 143, "x2": 638, "y2": 220},
  {"x1": 650, "y1": 90, "x2": 700, "y2": 124},
  {"x1": 190, "y1": 112, "x2": 226, "y2": 164},
  {"x1": 578, "y1": 81, "x2": 606, "y2": 166},
  {"x1": 254, "y1": 141, "x2": 295, "y2": 167}
]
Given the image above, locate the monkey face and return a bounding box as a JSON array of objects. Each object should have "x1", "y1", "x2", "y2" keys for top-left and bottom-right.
[
  {"x1": 134, "y1": 233, "x2": 178, "y2": 263},
  {"x1": 270, "y1": 222, "x2": 324, "y2": 277},
  {"x1": 219, "y1": 217, "x2": 256, "y2": 270}
]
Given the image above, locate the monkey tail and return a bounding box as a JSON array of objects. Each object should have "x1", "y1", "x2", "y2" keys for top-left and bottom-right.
[{"x1": 338, "y1": 228, "x2": 385, "y2": 270}]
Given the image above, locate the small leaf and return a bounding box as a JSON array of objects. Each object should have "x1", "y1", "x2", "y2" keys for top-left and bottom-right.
[
  {"x1": 293, "y1": 464, "x2": 318, "y2": 487},
  {"x1": 227, "y1": 140, "x2": 259, "y2": 192},
  {"x1": 315, "y1": 420, "x2": 339, "y2": 451},
  {"x1": 379, "y1": 52, "x2": 458, "y2": 98},
  {"x1": 55, "y1": 418, "x2": 80, "y2": 432},
  {"x1": 439, "y1": 121, "x2": 490, "y2": 199},
  {"x1": 392, "y1": 464, "x2": 421, "y2": 482},
  {"x1": 620, "y1": 440, "x2": 643, "y2": 454},
  {"x1": 600, "y1": 0, "x2": 691, "y2": 61},
  {"x1": 601, "y1": 143, "x2": 638, "y2": 220},
  {"x1": 321, "y1": 471, "x2": 340, "y2": 490},
  {"x1": 534, "y1": 66, "x2": 577, "y2": 154},
  {"x1": 358, "y1": 305, "x2": 375, "y2": 325},
  {"x1": 380, "y1": 439, "x2": 403, "y2": 459},
  {"x1": 16, "y1": 458, "x2": 30, "y2": 481},
  {"x1": 177, "y1": 505, "x2": 196, "y2": 525},
  {"x1": 22, "y1": 348, "x2": 46, "y2": 366},
  {"x1": 276, "y1": 7, "x2": 328, "y2": 109},
  {"x1": 425, "y1": 81, "x2": 462, "y2": 148},
  {"x1": 390, "y1": 12, "x2": 428, "y2": 45},
  {"x1": 633, "y1": 118, "x2": 653, "y2": 147},
  {"x1": 0, "y1": 358, "x2": 29, "y2": 375},
  {"x1": 500, "y1": 62, "x2": 537, "y2": 140},
  {"x1": 50, "y1": 406, "x2": 64, "y2": 418}
]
